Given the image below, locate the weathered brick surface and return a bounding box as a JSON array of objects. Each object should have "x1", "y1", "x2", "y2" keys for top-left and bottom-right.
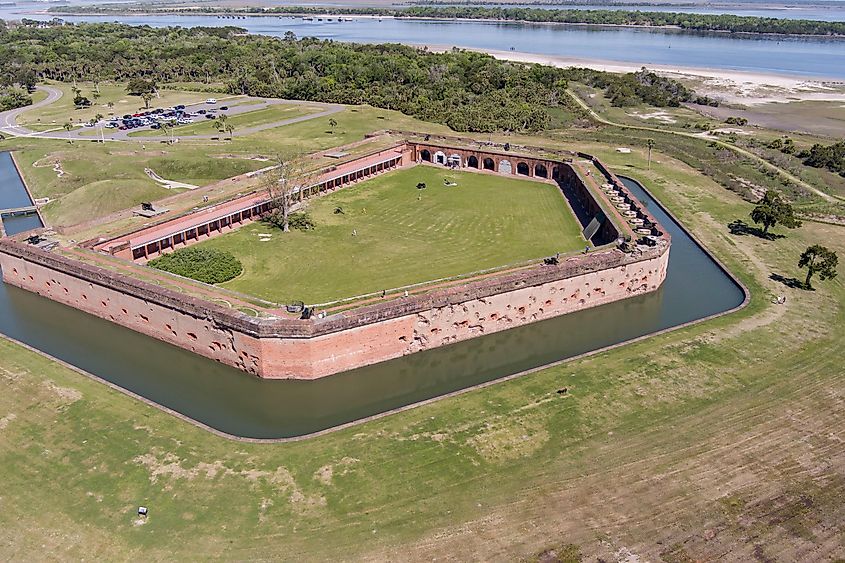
[{"x1": 0, "y1": 141, "x2": 670, "y2": 380}]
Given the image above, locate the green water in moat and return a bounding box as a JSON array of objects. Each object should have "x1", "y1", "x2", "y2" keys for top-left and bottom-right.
[{"x1": 0, "y1": 177, "x2": 745, "y2": 439}]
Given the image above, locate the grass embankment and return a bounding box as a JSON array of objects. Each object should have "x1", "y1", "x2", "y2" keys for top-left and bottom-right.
[
  {"x1": 0, "y1": 146, "x2": 843, "y2": 561},
  {"x1": 1, "y1": 104, "x2": 450, "y2": 228},
  {"x1": 199, "y1": 165, "x2": 584, "y2": 304}
]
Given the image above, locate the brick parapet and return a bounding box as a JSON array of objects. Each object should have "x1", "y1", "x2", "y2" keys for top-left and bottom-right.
[{"x1": 0, "y1": 237, "x2": 666, "y2": 340}]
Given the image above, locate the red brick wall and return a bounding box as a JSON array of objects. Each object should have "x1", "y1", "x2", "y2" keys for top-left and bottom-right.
[{"x1": 0, "y1": 245, "x2": 668, "y2": 380}]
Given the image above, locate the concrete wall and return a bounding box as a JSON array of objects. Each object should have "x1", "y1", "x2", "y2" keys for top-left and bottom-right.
[{"x1": 0, "y1": 242, "x2": 668, "y2": 379}]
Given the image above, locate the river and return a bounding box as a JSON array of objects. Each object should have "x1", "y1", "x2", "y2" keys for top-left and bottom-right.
[
  {"x1": 0, "y1": 175, "x2": 747, "y2": 439},
  {"x1": 7, "y1": 12, "x2": 841, "y2": 79}
]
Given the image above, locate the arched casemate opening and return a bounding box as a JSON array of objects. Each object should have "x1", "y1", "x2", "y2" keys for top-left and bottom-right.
[
  {"x1": 552, "y1": 166, "x2": 561, "y2": 180},
  {"x1": 516, "y1": 162, "x2": 530, "y2": 176},
  {"x1": 535, "y1": 163, "x2": 548, "y2": 178},
  {"x1": 420, "y1": 149, "x2": 431, "y2": 162},
  {"x1": 483, "y1": 158, "x2": 495, "y2": 171},
  {"x1": 467, "y1": 155, "x2": 479, "y2": 168},
  {"x1": 434, "y1": 151, "x2": 446, "y2": 165},
  {"x1": 499, "y1": 159, "x2": 512, "y2": 174}
]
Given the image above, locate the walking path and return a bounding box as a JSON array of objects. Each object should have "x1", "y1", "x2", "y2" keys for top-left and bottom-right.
[
  {"x1": 0, "y1": 86, "x2": 344, "y2": 142},
  {"x1": 564, "y1": 89, "x2": 838, "y2": 204}
]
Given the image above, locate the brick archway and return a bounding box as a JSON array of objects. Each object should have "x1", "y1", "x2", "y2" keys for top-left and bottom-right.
[
  {"x1": 535, "y1": 163, "x2": 548, "y2": 178},
  {"x1": 516, "y1": 162, "x2": 530, "y2": 176},
  {"x1": 483, "y1": 157, "x2": 495, "y2": 171},
  {"x1": 499, "y1": 159, "x2": 513, "y2": 174},
  {"x1": 420, "y1": 149, "x2": 431, "y2": 162},
  {"x1": 467, "y1": 155, "x2": 479, "y2": 168}
]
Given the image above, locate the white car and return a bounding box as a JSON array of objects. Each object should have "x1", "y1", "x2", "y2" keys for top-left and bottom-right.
[{"x1": 205, "y1": 98, "x2": 217, "y2": 104}]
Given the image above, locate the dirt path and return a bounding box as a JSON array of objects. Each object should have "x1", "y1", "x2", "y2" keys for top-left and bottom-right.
[{"x1": 565, "y1": 89, "x2": 839, "y2": 204}]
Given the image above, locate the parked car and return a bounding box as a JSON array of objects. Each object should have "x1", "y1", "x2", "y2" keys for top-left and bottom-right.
[
  {"x1": 205, "y1": 114, "x2": 216, "y2": 120},
  {"x1": 219, "y1": 106, "x2": 229, "y2": 111},
  {"x1": 150, "y1": 123, "x2": 161, "y2": 129},
  {"x1": 205, "y1": 98, "x2": 217, "y2": 104},
  {"x1": 196, "y1": 109, "x2": 207, "y2": 115},
  {"x1": 175, "y1": 104, "x2": 185, "y2": 110}
]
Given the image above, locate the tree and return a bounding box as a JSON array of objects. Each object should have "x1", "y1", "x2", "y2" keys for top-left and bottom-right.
[
  {"x1": 159, "y1": 121, "x2": 174, "y2": 144},
  {"x1": 224, "y1": 123, "x2": 235, "y2": 140},
  {"x1": 214, "y1": 113, "x2": 227, "y2": 133},
  {"x1": 62, "y1": 121, "x2": 73, "y2": 143},
  {"x1": 263, "y1": 156, "x2": 314, "y2": 232},
  {"x1": 93, "y1": 112, "x2": 104, "y2": 143},
  {"x1": 91, "y1": 90, "x2": 101, "y2": 105},
  {"x1": 141, "y1": 92, "x2": 154, "y2": 109},
  {"x1": 749, "y1": 190, "x2": 802, "y2": 235},
  {"x1": 798, "y1": 245, "x2": 838, "y2": 289},
  {"x1": 126, "y1": 78, "x2": 156, "y2": 96},
  {"x1": 646, "y1": 138, "x2": 655, "y2": 170},
  {"x1": 328, "y1": 117, "x2": 337, "y2": 134}
]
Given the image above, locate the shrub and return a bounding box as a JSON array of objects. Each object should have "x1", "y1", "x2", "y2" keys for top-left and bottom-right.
[
  {"x1": 288, "y1": 211, "x2": 316, "y2": 231},
  {"x1": 148, "y1": 247, "x2": 243, "y2": 284}
]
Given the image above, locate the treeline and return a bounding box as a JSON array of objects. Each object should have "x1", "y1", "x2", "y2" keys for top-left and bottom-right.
[
  {"x1": 566, "y1": 67, "x2": 717, "y2": 107},
  {"x1": 0, "y1": 22, "x2": 713, "y2": 132},
  {"x1": 0, "y1": 21, "x2": 33, "y2": 111},
  {"x1": 48, "y1": 4, "x2": 845, "y2": 36}
]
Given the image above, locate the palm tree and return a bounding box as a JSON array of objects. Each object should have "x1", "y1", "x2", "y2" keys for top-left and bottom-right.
[
  {"x1": 224, "y1": 123, "x2": 235, "y2": 140},
  {"x1": 159, "y1": 122, "x2": 174, "y2": 144},
  {"x1": 328, "y1": 117, "x2": 337, "y2": 134},
  {"x1": 214, "y1": 113, "x2": 228, "y2": 134},
  {"x1": 647, "y1": 138, "x2": 655, "y2": 170},
  {"x1": 63, "y1": 122, "x2": 73, "y2": 144},
  {"x1": 94, "y1": 113, "x2": 104, "y2": 143}
]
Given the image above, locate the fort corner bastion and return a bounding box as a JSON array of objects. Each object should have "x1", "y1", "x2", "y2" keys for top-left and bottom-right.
[{"x1": 0, "y1": 136, "x2": 670, "y2": 380}]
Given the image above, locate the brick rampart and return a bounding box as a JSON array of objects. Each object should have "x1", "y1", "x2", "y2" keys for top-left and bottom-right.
[{"x1": 0, "y1": 139, "x2": 671, "y2": 379}]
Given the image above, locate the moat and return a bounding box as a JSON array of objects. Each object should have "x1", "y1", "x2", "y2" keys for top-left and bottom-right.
[{"x1": 0, "y1": 177, "x2": 745, "y2": 440}]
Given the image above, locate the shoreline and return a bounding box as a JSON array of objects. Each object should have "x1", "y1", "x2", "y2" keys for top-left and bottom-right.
[
  {"x1": 422, "y1": 45, "x2": 845, "y2": 104},
  {"x1": 19, "y1": 11, "x2": 845, "y2": 100},
  {"x1": 39, "y1": 10, "x2": 845, "y2": 39}
]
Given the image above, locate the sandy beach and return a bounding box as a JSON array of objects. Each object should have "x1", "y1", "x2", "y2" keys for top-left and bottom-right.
[{"x1": 424, "y1": 45, "x2": 845, "y2": 106}]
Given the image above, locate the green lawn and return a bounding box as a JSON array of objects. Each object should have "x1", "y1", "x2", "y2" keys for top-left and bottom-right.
[
  {"x1": 129, "y1": 103, "x2": 323, "y2": 138},
  {"x1": 0, "y1": 144, "x2": 843, "y2": 560},
  {"x1": 198, "y1": 165, "x2": 584, "y2": 304},
  {"x1": 2, "y1": 101, "x2": 452, "y2": 229}
]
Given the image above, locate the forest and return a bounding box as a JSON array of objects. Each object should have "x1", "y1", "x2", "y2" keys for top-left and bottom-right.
[
  {"x1": 50, "y1": 4, "x2": 845, "y2": 36},
  {"x1": 0, "y1": 21, "x2": 715, "y2": 131}
]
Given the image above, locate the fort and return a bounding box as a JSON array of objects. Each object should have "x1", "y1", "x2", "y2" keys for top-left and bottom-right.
[{"x1": 0, "y1": 134, "x2": 670, "y2": 380}]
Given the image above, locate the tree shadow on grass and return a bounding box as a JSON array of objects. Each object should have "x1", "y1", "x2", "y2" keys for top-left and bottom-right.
[
  {"x1": 728, "y1": 219, "x2": 784, "y2": 241},
  {"x1": 770, "y1": 273, "x2": 809, "y2": 290}
]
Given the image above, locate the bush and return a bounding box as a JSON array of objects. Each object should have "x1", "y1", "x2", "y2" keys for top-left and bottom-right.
[
  {"x1": 288, "y1": 211, "x2": 316, "y2": 231},
  {"x1": 148, "y1": 247, "x2": 243, "y2": 284},
  {"x1": 0, "y1": 86, "x2": 31, "y2": 112}
]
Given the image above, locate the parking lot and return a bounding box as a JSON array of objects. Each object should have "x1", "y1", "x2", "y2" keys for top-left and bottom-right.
[{"x1": 1, "y1": 87, "x2": 343, "y2": 142}]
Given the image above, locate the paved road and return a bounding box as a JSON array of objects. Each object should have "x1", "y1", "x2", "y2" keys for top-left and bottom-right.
[
  {"x1": 0, "y1": 85, "x2": 63, "y2": 137},
  {"x1": 0, "y1": 86, "x2": 344, "y2": 142}
]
